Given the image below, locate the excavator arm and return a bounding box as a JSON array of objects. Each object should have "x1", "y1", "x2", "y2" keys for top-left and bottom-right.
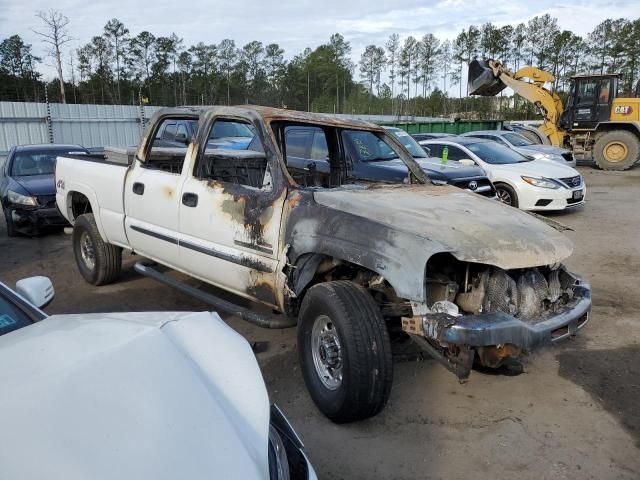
[{"x1": 469, "y1": 60, "x2": 567, "y2": 146}]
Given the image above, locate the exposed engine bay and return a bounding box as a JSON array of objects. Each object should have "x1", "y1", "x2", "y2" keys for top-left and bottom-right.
[
  {"x1": 427, "y1": 261, "x2": 579, "y2": 322},
  {"x1": 401, "y1": 254, "x2": 590, "y2": 378}
]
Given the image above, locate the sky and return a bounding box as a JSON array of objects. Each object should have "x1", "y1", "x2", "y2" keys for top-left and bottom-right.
[{"x1": 1, "y1": 0, "x2": 639, "y2": 92}]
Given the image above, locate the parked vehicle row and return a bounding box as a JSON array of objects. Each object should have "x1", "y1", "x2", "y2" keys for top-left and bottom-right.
[
  {"x1": 420, "y1": 136, "x2": 585, "y2": 210},
  {"x1": 53, "y1": 106, "x2": 592, "y2": 425},
  {"x1": 0, "y1": 277, "x2": 317, "y2": 480}
]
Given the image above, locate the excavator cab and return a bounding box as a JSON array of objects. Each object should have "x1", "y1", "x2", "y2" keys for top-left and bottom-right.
[{"x1": 560, "y1": 74, "x2": 620, "y2": 131}]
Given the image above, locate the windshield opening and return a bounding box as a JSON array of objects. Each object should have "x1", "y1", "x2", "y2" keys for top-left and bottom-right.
[
  {"x1": 387, "y1": 129, "x2": 428, "y2": 158},
  {"x1": 342, "y1": 130, "x2": 400, "y2": 162},
  {"x1": 467, "y1": 141, "x2": 531, "y2": 164}
]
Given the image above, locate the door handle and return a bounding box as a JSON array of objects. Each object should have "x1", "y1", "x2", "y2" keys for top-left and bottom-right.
[
  {"x1": 182, "y1": 192, "x2": 198, "y2": 208},
  {"x1": 132, "y1": 182, "x2": 145, "y2": 195}
]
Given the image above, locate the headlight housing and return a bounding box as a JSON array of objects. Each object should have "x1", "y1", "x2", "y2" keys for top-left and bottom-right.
[
  {"x1": 7, "y1": 190, "x2": 38, "y2": 206},
  {"x1": 521, "y1": 176, "x2": 560, "y2": 189}
]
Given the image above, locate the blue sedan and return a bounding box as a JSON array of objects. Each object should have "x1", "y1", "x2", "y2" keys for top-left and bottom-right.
[{"x1": 1, "y1": 144, "x2": 89, "y2": 236}]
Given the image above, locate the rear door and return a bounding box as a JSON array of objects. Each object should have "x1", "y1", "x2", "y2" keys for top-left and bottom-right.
[
  {"x1": 177, "y1": 115, "x2": 286, "y2": 307},
  {"x1": 124, "y1": 115, "x2": 196, "y2": 266}
]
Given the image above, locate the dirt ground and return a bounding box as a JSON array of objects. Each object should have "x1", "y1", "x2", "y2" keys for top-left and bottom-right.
[{"x1": 1, "y1": 164, "x2": 639, "y2": 479}]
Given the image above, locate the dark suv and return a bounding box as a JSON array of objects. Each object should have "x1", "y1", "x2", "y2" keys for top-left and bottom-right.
[{"x1": 282, "y1": 125, "x2": 495, "y2": 197}]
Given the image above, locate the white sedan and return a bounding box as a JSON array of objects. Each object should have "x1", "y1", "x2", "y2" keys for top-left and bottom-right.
[
  {"x1": 460, "y1": 130, "x2": 577, "y2": 167},
  {"x1": 421, "y1": 137, "x2": 585, "y2": 211},
  {"x1": 0, "y1": 277, "x2": 316, "y2": 480}
]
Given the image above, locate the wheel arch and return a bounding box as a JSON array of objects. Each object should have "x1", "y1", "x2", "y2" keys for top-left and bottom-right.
[
  {"x1": 595, "y1": 121, "x2": 640, "y2": 137},
  {"x1": 65, "y1": 189, "x2": 108, "y2": 241}
]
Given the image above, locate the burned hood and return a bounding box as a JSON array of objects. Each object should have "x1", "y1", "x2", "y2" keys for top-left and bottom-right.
[{"x1": 313, "y1": 184, "x2": 573, "y2": 270}]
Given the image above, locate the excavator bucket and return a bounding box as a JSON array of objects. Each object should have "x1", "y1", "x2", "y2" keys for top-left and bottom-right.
[{"x1": 468, "y1": 60, "x2": 507, "y2": 96}]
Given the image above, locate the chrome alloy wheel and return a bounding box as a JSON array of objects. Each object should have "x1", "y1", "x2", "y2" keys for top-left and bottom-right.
[
  {"x1": 311, "y1": 315, "x2": 343, "y2": 390},
  {"x1": 80, "y1": 231, "x2": 96, "y2": 270}
]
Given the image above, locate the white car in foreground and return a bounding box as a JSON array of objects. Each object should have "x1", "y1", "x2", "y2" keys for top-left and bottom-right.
[
  {"x1": 421, "y1": 137, "x2": 585, "y2": 211},
  {"x1": 0, "y1": 277, "x2": 316, "y2": 480}
]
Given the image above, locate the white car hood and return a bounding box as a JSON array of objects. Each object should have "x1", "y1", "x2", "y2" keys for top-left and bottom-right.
[
  {"x1": 0, "y1": 312, "x2": 270, "y2": 480},
  {"x1": 492, "y1": 159, "x2": 579, "y2": 178}
]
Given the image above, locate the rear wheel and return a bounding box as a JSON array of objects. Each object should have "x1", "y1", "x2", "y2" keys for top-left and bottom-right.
[
  {"x1": 3, "y1": 208, "x2": 17, "y2": 237},
  {"x1": 495, "y1": 183, "x2": 519, "y2": 208},
  {"x1": 593, "y1": 130, "x2": 640, "y2": 171},
  {"x1": 73, "y1": 213, "x2": 122, "y2": 285},
  {"x1": 298, "y1": 281, "x2": 393, "y2": 423}
]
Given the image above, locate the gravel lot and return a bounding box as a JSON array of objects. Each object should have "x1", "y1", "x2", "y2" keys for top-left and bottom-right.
[{"x1": 1, "y1": 164, "x2": 639, "y2": 479}]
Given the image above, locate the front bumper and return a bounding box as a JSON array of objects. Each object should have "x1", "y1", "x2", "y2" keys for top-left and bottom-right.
[
  {"x1": 413, "y1": 278, "x2": 591, "y2": 350},
  {"x1": 520, "y1": 183, "x2": 586, "y2": 211},
  {"x1": 8, "y1": 206, "x2": 69, "y2": 233}
]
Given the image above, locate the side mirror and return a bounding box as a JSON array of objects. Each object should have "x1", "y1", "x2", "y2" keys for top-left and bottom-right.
[
  {"x1": 422, "y1": 146, "x2": 431, "y2": 156},
  {"x1": 459, "y1": 159, "x2": 475, "y2": 166},
  {"x1": 175, "y1": 133, "x2": 189, "y2": 144},
  {"x1": 15, "y1": 276, "x2": 54, "y2": 309}
]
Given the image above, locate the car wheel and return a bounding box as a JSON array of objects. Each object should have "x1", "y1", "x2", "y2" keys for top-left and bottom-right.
[
  {"x1": 593, "y1": 130, "x2": 640, "y2": 171},
  {"x1": 495, "y1": 183, "x2": 519, "y2": 208},
  {"x1": 73, "y1": 213, "x2": 122, "y2": 285},
  {"x1": 298, "y1": 280, "x2": 393, "y2": 423},
  {"x1": 3, "y1": 208, "x2": 17, "y2": 237}
]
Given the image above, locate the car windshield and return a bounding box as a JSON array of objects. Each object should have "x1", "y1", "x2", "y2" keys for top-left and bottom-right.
[
  {"x1": 343, "y1": 130, "x2": 401, "y2": 162},
  {"x1": 466, "y1": 141, "x2": 531, "y2": 164},
  {"x1": 11, "y1": 149, "x2": 85, "y2": 176},
  {"x1": 502, "y1": 132, "x2": 534, "y2": 146},
  {"x1": 388, "y1": 129, "x2": 428, "y2": 158},
  {"x1": 0, "y1": 289, "x2": 32, "y2": 336}
]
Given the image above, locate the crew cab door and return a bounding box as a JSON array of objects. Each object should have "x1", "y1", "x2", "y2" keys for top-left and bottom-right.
[
  {"x1": 124, "y1": 114, "x2": 196, "y2": 266},
  {"x1": 178, "y1": 114, "x2": 286, "y2": 308}
]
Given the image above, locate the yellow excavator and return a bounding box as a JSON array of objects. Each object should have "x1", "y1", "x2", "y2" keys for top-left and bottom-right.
[{"x1": 468, "y1": 59, "x2": 640, "y2": 170}]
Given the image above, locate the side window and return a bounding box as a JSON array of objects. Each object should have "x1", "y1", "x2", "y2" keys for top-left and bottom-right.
[
  {"x1": 163, "y1": 123, "x2": 177, "y2": 141},
  {"x1": 577, "y1": 80, "x2": 598, "y2": 102},
  {"x1": 493, "y1": 136, "x2": 508, "y2": 145},
  {"x1": 284, "y1": 129, "x2": 312, "y2": 159},
  {"x1": 445, "y1": 146, "x2": 467, "y2": 161},
  {"x1": 194, "y1": 118, "x2": 270, "y2": 190},
  {"x1": 310, "y1": 132, "x2": 329, "y2": 161},
  {"x1": 145, "y1": 117, "x2": 192, "y2": 174},
  {"x1": 176, "y1": 123, "x2": 188, "y2": 138},
  {"x1": 282, "y1": 125, "x2": 331, "y2": 187},
  {"x1": 598, "y1": 80, "x2": 610, "y2": 104},
  {"x1": 427, "y1": 144, "x2": 443, "y2": 157}
]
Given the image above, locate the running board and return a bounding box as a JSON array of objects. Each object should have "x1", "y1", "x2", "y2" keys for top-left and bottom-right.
[{"x1": 134, "y1": 262, "x2": 297, "y2": 329}]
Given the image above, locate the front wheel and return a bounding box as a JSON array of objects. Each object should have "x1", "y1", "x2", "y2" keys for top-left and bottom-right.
[
  {"x1": 593, "y1": 130, "x2": 640, "y2": 171},
  {"x1": 73, "y1": 213, "x2": 122, "y2": 285},
  {"x1": 298, "y1": 281, "x2": 393, "y2": 423},
  {"x1": 495, "y1": 183, "x2": 519, "y2": 208}
]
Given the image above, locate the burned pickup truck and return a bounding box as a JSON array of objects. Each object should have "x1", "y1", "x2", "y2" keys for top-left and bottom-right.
[{"x1": 55, "y1": 106, "x2": 591, "y2": 423}]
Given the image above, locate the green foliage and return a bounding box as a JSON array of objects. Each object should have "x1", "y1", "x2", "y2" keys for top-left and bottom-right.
[{"x1": 0, "y1": 14, "x2": 639, "y2": 120}]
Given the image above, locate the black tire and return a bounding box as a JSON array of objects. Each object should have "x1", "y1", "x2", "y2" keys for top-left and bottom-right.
[
  {"x1": 72, "y1": 213, "x2": 122, "y2": 285},
  {"x1": 495, "y1": 183, "x2": 519, "y2": 208},
  {"x1": 3, "y1": 208, "x2": 17, "y2": 237},
  {"x1": 297, "y1": 280, "x2": 393, "y2": 423},
  {"x1": 593, "y1": 130, "x2": 640, "y2": 171}
]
